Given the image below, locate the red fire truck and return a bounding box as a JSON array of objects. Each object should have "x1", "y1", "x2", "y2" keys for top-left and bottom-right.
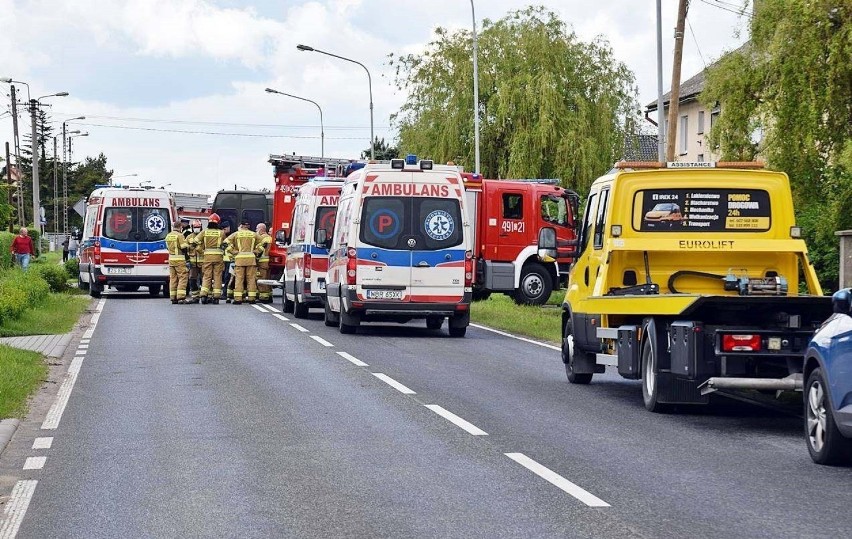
[
  {"x1": 461, "y1": 173, "x2": 579, "y2": 304},
  {"x1": 268, "y1": 154, "x2": 354, "y2": 278}
]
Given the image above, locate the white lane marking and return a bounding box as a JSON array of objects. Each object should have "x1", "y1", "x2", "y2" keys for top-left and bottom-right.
[
  {"x1": 74, "y1": 351, "x2": 85, "y2": 357},
  {"x1": 263, "y1": 305, "x2": 281, "y2": 313},
  {"x1": 82, "y1": 298, "x2": 106, "y2": 340},
  {"x1": 290, "y1": 323, "x2": 309, "y2": 333},
  {"x1": 372, "y1": 373, "x2": 416, "y2": 395},
  {"x1": 310, "y1": 335, "x2": 334, "y2": 347},
  {"x1": 80, "y1": 339, "x2": 90, "y2": 344},
  {"x1": 273, "y1": 314, "x2": 290, "y2": 322},
  {"x1": 251, "y1": 304, "x2": 268, "y2": 313},
  {"x1": 337, "y1": 351, "x2": 368, "y2": 367},
  {"x1": 424, "y1": 405, "x2": 488, "y2": 436},
  {"x1": 504, "y1": 453, "x2": 610, "y2": 507},
  {"x1": 32, "y1": 437, "x2": 53, "y2": 450},
  {"x1": 470, "y1": 323, "x2": 561, "y2": 351},
  {"x1": 41, "y1": 356, "x2": 84, "y2": 430},
  {"x1": 77, "y1": 344, "x2": 89, "y2": 350},
  {"x1": 0, "y1": 480, "x2": 38, "y2": 539},
  {"x1": 22, "y1": 457, "x2": 46, "y2": 471}
]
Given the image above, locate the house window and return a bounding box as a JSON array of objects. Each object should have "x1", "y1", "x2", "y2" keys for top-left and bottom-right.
[
  {"x1": 679, "y1": 115, "x2": 689, "y2": 155},
  {"x1": 697, "y1": 154, "x2": 704, "y2": 162},
  {"x1": 697, "y1": 111, "x2": 705, "y2": 134},
  {"x1": 711, "y1": 110, "x2": 720, "y2": 128}
]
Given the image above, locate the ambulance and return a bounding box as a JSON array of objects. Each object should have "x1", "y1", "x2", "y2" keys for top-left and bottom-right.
[
  {"x1": 282, "y1": 177, "x2": 344, "y2": 320},
  {"x1": 325, "y1": 156, "x2": 473, "y2": 337},
  {"x1": 78, "y1": 187, "x2": 177, "y2": 298}
]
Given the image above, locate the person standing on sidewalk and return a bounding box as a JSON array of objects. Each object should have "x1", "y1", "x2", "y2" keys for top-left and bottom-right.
[
  {"x1": 10, "y1": 227, "x2": 36, "y2": 271},
  {"x1": 62, "y1": 236, "x2": 70, "y2": 263},
  {"x1": 68, "y1": 234, "x2": 78, "y2": 259}
]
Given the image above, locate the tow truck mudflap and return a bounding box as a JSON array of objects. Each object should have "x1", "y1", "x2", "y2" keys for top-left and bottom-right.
[{"x1": 699, "y1": 373, "x2": 803, "y2": 395}]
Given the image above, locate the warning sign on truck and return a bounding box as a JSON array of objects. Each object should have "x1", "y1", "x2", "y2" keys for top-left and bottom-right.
[{"x1": 633, "y1": 189, "x2": 771, "y2": 232}]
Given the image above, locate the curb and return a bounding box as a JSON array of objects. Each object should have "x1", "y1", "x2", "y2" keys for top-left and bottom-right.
[{"x1": 0, "y1": 418, "x2": 21, "y2": 456}]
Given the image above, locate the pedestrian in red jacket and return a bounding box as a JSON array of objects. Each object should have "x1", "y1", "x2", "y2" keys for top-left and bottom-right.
[{"x1": 11, "y1": 227, "x2": 36, "y2": 271}]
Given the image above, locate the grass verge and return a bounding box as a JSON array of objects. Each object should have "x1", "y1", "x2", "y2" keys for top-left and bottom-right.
[
  {"x1": 0, "y1": 345, "x2": 47, "y2": 419},
  {"x1": 0, "y1": 293, "x2": 90, "y2": 337},
  {"x1": 470, "y1": 293, "x2": 562, "y2": 344}
]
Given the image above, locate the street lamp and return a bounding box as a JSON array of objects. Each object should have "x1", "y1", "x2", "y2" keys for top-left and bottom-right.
[
  {"x1": 265, "y1": 87, "x2": 325, "y2": 157},
  {"x1": 470, "y1": 0, "x2": 481, "y2": 175},
  {"x1": 111, "y1": 173, "x2": 138, "y2": 187},
  {"x1": 297, "y1": 44, "x2": 374, "y2": 159},
  {"x1": 62, "y1": 116, "x2": 85, "y2": 234},
  {"x1": 31, "y1": 92, "x2": 68, "y2": 240}
]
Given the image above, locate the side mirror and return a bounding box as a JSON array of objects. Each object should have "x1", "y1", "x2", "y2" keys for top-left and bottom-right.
[
  {"x1": 537, "y1": 226, "x2": 557, "y2": 263},
  {"x1": 832, "y1": 289, "x2": 852, "y2": 314},
  {"x1": 275, "y1": 229, "x2": 289, "y2": 246},
  {"x1": 315, "y1": 228, "x2": 329, "y2": 249}
]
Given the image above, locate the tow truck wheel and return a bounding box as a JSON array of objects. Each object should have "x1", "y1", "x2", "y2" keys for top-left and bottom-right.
[
  {"x1": 641, "y1": 332, "x2": 669, "y2": 413},
  {"x1": 563, "y1": 318, "x2": 592, "y2": 384},
  {"x1": 805, "y1": 368, "x2": 852, "y2": 465},
  {"x1": 323, "y1": 299, "x2": 339, "y2": 327},
  {"x1": 514, "y1": 262, "x2": 552, "y2": 305}
]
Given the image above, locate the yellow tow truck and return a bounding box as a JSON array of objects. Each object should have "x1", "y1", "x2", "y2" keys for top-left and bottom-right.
[{"x1": 538, "y1": 161, "x2": 832, "y2": 412}]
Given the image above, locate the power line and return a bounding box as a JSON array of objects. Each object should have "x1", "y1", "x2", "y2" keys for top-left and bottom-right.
[
  {"x1": 53, "y1": 112, "x2": 390, "y2": 131},
  {"x1": 697, "y1": 0, "x2": 753, "y2": 18},
  {"x1": 74, "y1": 122, "x2": 369, "y2": 139},
  {"x1": 686, "y1": 18, "x2": 708, "y2": 68}
]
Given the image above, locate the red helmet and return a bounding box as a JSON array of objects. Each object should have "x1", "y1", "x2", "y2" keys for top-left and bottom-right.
[
  {"x1": 191, "y1": 219, "x2": 202, "y2": 228},
  {"x1": 208, "y1": 213, "x2": 220, "y2": 224}
]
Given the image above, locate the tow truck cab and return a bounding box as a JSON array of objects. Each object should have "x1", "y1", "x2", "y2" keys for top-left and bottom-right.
[{"x1": 546, "y1": 161, "x2": 832, "y2": 412}]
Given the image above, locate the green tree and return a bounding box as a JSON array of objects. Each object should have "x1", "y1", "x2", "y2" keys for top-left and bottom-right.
[
  {"x1": 66, "y1": 154, "x2": 113, "y2": 230},
  {"x1": 702, "y1": 1, "x2": 852, "y2": 290},
  {"x1": 362, "y1": 137, "x2": 399, "y2": 160},
  {"x1": 390, "y1": 6, "x2": 637, "y2": 193}
]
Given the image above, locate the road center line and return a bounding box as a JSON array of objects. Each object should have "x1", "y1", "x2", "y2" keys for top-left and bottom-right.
[
  {"x1": 251, "y1": 304, "x2": 268, "y2": 313},
  {"x1": 424, "y1": 404, "x2": 488, "y2": 435},
  {"x1": 263, "y1": 305, "x2": 281, "y2": 313},
  {"x1": 22, "y1": 457, "x2": 46, "y2": 471},
  {"x1": 310, "y1": 335, "x2": 334, "y2": 347},
  {"x1": 41, "y1": 356, "x2": 84, "y2": 430},
  {"x1": 290, "y1": 323, "x2": 309, "y2": 333},
  {"x1": 272, "y1": 313, "x2": 290, "y2": 322},
  {"x1": 336, "y1": 351, "x2": 368, "y2": 367},
  {"x1": 0, "y1": 480, "x2": 38, "y2": 539},
  {"x1": 77, "y1": 344, "x2": 88, "y2": 349},
  {"x1": 32, "y1": 437, "x2": 53, "y2": 450},
  {"x1": 372, "y1": 373, "x2": 416, "y2": 395},
  {"x1": 470, "y1": 324, "x2": 561, "y2": 351},
  {"x1": 504, "y1": 452, "x2": 610, "y2": 507}
]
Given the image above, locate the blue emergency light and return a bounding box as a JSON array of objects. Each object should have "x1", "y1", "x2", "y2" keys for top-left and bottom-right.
[{"x1": 405, "y1": 154, "x2": 418, "y2": 165}]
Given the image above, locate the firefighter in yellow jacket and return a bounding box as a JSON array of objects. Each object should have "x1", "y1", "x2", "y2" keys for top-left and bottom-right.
[
  {"x1": 255, "y1": 223, "x2": 273, "y2": 304},
  {"x1": 225, "y1": 219, "x2": 262, "y2": 305},
  {"x1": 165, "y1": 222, "x2": 191, "y2": 304},
  {"x1": 191, "y1": 213, "x2": 226, "y2": 304}
]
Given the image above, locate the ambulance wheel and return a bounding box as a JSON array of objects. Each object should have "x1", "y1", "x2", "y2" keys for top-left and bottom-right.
[
  {"x1": 471, "y1": 289, "x2": 492, "y2": 302},
  {"x1": 162, "y1": 285, "x2": 169, "y2": 298},
  {"x1": 426, "y1": 316, "x2": 444, "y2": 330},
  {"x1": 282, "y1": 292, "x2": 294, "y2": 314},
  {"x1": 324, "y1": 299, "x2": 339, "y2": 327},
  {"x1": 89, "y1": 279, "x2": 102, "y2": 298},
  {"x1": 338, "y1": 302, "x2": 359, "y2": 335},
  {"x1": 514, "y1": 262, "x2": 552, "y2": 305},
  {"x1": 448, "y1": 325, "x2": 467, "y2": 338},
  {"x1": 117, "y1": 285, "x2": 140, "y2": 292},
  {"x1": 293, "y1": 292, "x2": 308, "y2": 319},
  {"x1": 148, "y1": 285, "x2": 161, "y2": 297},
  {"x1": 641, "y1": 326, "x2": 670, "y2": 413},
  {"x1": 563, "y1": 317, "x2": 593, "y2": 384}
]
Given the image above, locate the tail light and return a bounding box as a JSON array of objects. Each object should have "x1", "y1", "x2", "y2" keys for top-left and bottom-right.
[
  {"x1": 722, "y1": 334, "x2": 762, "y2": 352},
  {"x1": 464, "y1": 250, "x2": 473, "y2": 287},
  {"x1": 303, "y1": 254, "x2": 312, "y2": 278},
  {"x1": 346, "y1": 247, "x2": 357, "y2": 285},
  {"x1": 93, "y1": 241, "x2": 101, "y2": 264}
]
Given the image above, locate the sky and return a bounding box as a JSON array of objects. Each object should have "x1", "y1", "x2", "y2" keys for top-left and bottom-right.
[{"x1": 1, "y1": 0, "x2": 750, "y2": 196}]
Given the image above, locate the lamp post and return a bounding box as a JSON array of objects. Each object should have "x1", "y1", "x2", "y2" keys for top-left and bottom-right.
[
  {"x1": 296, "y1": 44, "x2": 374, "y2": 159},
  {"x1": 265, "y1": 87, "x2": 325, "y2": 157},
  {"x1": 470, "y1": 0, "x2": 481, "y2": 175},
  {"x1": 62, "y1": 116, "x2": 85, "y2": 234},
  {"x1": 31, "y1": 92, "x2": 68, "y2": 241},
  {"x1": 2, "y1": 77, "x2": 31, "y2": 226}
]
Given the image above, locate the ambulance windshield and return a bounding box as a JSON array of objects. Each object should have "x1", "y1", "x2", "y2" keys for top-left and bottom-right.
[{"x1": 360, "y1": 197, "x2": 463, "y2": 250}]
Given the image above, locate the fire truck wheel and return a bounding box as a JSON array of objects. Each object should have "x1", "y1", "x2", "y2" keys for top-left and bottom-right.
[
  {"x1": 563, "y1": 318, "x2": 592, "y2": 384},
  {"x1": 293, "y1": 292, "x2": 309, "y2": 319},
  {"x1": 426, "y1": 316, "x2": 444, "y2": 330},
  {"x1": 514, "y1": 263, "x2": 552, "y2": 305},
  {"x1": 324, "y1": 299, "x2": 339, "y2": 327},
  {"x1": 641, "y1": 325, "x2": 670, "y2": 413}
]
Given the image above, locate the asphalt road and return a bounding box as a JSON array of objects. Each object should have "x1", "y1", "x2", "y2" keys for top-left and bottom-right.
[{"x1": 2, "y1": 292, "x2": 851, "y2": 538}]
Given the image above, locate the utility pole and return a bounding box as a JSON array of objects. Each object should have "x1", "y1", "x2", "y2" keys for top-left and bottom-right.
[
  {"x1": 30, "y1": 99, "x2": 40, "y2": 241},
  {"x1": 655, "y1": 0, "x2": 666, "y2": 162},
  {"x1": 62, "y1": 123, "x2": 67, "y2": 234},
  {"x1": 53, "y1": 136, "x2": 58, "y2": 234},
  {"x1": 10, "y1": 86, "x2": 24, "y2": 226},
  {"x1": 666, "y1": 0, "x2": 690, "y2": 162},
  {"x1": 5, "y1": 142, "x2": 11, "y2": 232}
]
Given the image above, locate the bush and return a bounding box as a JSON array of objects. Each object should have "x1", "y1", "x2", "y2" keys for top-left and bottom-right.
[
  {"x1": 0, "y1": 232, "x2": 13, "y2": 270},
  {"x1": 64, "y1": 258, "x2": 80, "y2": 279},
  {"x1": 33, "y1": 264, "x2": 69, "y2": 292},
  {"x1": 0, "y1": 269, "x2": 50, "y2": 326}
]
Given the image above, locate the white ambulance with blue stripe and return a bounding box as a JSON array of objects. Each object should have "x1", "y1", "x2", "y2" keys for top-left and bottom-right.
[{"x1": 324, "y1": 156, "x2": 473, "y2": 336}]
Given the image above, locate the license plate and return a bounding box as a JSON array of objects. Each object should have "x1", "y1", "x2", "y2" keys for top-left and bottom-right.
[
  {"x1": 365, "y1": 289, "x2": 403, "y2": 300},
  {"x1": 107, "y1": 267, "x2": 132, "y2": 274}
]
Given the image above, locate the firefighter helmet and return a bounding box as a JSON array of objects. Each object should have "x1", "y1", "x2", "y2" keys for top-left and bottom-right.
[
  {"x1": 191, "y1": 219, "x2": 202, "y2": 228},
  {"x1": 208, "y1": 213, "x2": 220, "y2": 224}
]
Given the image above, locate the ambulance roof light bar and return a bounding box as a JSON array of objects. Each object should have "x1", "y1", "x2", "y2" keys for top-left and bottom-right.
[{"x1": 615, "y1": 161, "x2": 765, "y2": 170}]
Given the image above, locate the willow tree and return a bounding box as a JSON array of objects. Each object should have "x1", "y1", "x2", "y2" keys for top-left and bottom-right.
[
  {"x1": 390, "y1": 6, "x2": 637, "y2": 194},
  {"x1": 702, "y1": 0, "x2": 852, "y2": 289}
]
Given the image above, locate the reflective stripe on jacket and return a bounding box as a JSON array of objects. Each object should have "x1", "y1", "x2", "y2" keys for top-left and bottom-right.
[
  {"x1": 165, "y1": 231, "x2": 189, "y2": 263},
  {"x1": 194, "y1": 229, "x2": 225, "y2": 261},
  {"x1": 257, "y1": 233, "x2": 272, "y2": 263},
  {"x1": 230, "y1": 230, "x2": 260, "y2": 262}
]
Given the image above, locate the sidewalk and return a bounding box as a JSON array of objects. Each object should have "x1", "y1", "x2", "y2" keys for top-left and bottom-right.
[{"x1": 0, "y1": 333, "x2": 72, "y2": 358}]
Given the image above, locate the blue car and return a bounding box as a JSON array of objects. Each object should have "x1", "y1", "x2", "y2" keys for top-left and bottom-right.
[{"x1": 804, "y1": 289, "x2": 852, "y2": 465}]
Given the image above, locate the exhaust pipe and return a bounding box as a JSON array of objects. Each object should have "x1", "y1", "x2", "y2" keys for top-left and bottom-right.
[{"x1": 699, "y1": 374, "x2": 803, "y2": 395}]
